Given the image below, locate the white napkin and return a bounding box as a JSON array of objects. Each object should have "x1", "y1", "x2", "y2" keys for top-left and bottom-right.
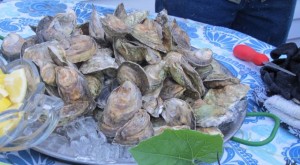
[{"x1": 264, "y1": 95, "x2": 300, "y2": 129}]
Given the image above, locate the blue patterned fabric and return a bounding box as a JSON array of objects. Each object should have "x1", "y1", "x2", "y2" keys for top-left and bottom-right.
[{"x1": 0, "y1": 0, "x2": 299, "y2": 165}]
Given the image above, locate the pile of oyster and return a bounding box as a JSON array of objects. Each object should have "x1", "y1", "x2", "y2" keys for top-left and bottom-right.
[{"x1": 1, "y1": 4, "x2": 249, "y2": 145}]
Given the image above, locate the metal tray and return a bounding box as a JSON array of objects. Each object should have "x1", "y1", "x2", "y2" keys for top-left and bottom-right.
[{"x1": 32, "y1": 59, "x2": 248, "y2": 165}]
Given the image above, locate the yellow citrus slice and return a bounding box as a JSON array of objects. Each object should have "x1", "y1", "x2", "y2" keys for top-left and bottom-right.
[
  {"x1": 3, "y1": 68, "x2": 27, "y2": 103},
  {"x1": 0, "y1": 69, "x2": 4, "y2": 84},
  {"x1": 0, "y1": 97, "x2": 12, "y2": 113},
  {"x1": 0, "y1": 85, "x2": 8, "y2": 98},
  {"x1": 0, "y1": 103, "x2": 23, "y2": 137}
]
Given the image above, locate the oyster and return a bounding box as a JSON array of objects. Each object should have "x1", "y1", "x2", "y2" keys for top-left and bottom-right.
[
  {"x1": 160, "y1": 78, "x2": 186, "y2": 100},
  {"x1": 162, "y1": 98, "x2": 195, "y2": 129},
  {"x1": 40, "y1": 63, "x2": 57, "y2": 86},
  {"x1": 100, "y1": 81, "x2": 142, "y2": 137},
  {"x1": 155, "y1": 9, "x2": 172, "y2": 52},
  {"x1": 194, "y1": 84, "x2": 249, "y2": 127},
  {"x1": 89, "y1": 8, "x2": 105, "y2": 42},
  {"x1": 165, "y1": 52, "x2": 205, "y2": 98},
  {"x1": 117, "y1": 61, "x2": 150, "y2": 94},
  {"x1": 182, "y1": 48, "x2": 213, "y2": 67},
  {"x1": 101, "y1": 14, "x2": 130, "y2": 37},
  {"x1": 154, "y1": 125, "x2": 190, "y2": 136},
  {"x1": 79, "y1": 48, "x2": 118, "y2": 74},
  {"x1": 203, "y1": 73, "x2": 240, "y2": 89},
  {"x1": 195, "y1": 65, "x2": 213, "y2": 79},
  {"x1": 85, "y1": 75, "x2": 102, "y2": 99},
  {"x1": 142, "y1": 95, "x2": 163, "y2": 118},
  {"x1": 131, "y1": 19, "x2": 166, "y2": 53},
  {"x1": 65, "y1": 35, "x2": 97, "y2": 63},
  {"x1": 114, "y1": 3, "x2": 127, "y2": 20},
  {"x1": 1, "y1": 33, "x2": 25, "y2": 60},
  {"x1": 144, "y1": 61, "x2": 167, "y2": 91},
  {"x1": 55, "y1": 66, "x2": 90, "y2": 103},
  {"x1": 171, "y1": 19, "x2": 191, "y2": 50},
  {"x1": 124, "y1": 11, "x2": 149, "y2": 27},
  {"x1": 197, "y1": 127, "x2": 224, "y2": 137},
  {"x1": 144, "y1": 47, "x2": 162, "y2": 64},
  {"x1": 36, "y1": 10, "x2": 76, "y2": 43},
  {"x1": 113, "y1": 110, "x2": 154, "y2": 145},
  {"x1": 114, "y1": 38, "x2": 146, "y2": 63}
]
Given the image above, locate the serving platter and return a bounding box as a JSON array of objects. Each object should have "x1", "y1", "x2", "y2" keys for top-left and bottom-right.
[{"x1": 32, "y1": 59, "x2": 248, "y2": 165}]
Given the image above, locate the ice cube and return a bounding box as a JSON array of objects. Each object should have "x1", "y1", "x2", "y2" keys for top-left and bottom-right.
[{"x1": 40, "y1": 133, "x2": 69, "y2": 152}]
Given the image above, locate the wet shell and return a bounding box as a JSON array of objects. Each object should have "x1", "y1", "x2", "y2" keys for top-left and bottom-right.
[
  {"x1": 1, "y1": 33, "x2": 25, "y2": 60},
  {"x1": 182, "y1": 48, "x2": 213, "y2": 67},
  {"x1": 65, "y1": 35, "x2": 97, "y2": 63},
  {"x1": 79, "y1": 48, "x2": 118, "y2": 74},
  {"x1": 89, "y1": 8, "x2": 105, "y2": 42},
  {"x1": 124, "y1": 11, "x2": 149, "y2": 27},
  {"x1": 40, "y1": 63, "x2": 57, "y2": 86},
  {"x1": 101, "y1": 14, "x2": 130, "y2": 37},
  {"x1": 55, "y1": 66, "x2": 88, "y2": 103},
  {"x1": 195, "y1": 65, "x2": 213, "y2": 79},
  {"x1": 100, "y1": 81, "x2": 142, "y2": 137},
  {"x1": 85, "y1": 75, "x2": 102, "y2": 99},
  {"x1": 113, "y1": 3, "x2": 127, "y2": 20},
  {"x1": 203, "y1": 73, "x2": 240, "y2": 89},
  {"x1": 117, "y1": 61, "x2": 150, "y2": 94},
  {"x1": 143, "y1": 61, "x2": 167, "y2": 90},
  {"x1": 131, "y1": 19, "x2": 166, "y2": 53},
  {"x1": 114, "y1": 38, "x2": 146, "y2": 63},
  {"x1": 171, "y1": 19, "x2": 191, "y2": 50},
  {"x1": 159, "y1": 78, "x2": 186, "y2": 100},
  {"x1": 162, "y1": 98, "x2": 195, "y2": 129},
  {"x1": 113, "y1": 110, "x2": 154, "y2": 145}
]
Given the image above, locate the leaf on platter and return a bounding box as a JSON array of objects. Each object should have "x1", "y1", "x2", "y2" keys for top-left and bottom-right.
[{"x1": 129, "y1": 129, "x2": 223, "y2": 165}]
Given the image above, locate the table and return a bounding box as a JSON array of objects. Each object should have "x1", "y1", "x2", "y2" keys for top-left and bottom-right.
[{"x1": 0, "y1": 0, "x2": 299, "y2": 164}]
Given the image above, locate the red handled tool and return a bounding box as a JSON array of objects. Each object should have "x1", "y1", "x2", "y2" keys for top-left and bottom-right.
[{"x1": 233, "y1": 44, "x2": 296, "y2": 76}]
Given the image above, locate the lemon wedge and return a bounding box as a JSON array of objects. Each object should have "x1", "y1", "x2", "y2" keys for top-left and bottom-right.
[
  {"x1": 0, "y1": 69, "x2": 4, "y2": 84},
  {"x1": 3, "y1": 68, "x2": 27, "y2": 103},
  {"x1": 0, "y1": 97, "x2": 12, "y2": 113},
  {"x1": 0, "y1": 103, "x2": 23, "y2": 137}
]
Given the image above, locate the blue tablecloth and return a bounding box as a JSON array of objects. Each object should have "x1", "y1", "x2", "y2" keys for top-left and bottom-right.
[{"x1": 0, "y1": 0, "x2": 299, "y2": 164}]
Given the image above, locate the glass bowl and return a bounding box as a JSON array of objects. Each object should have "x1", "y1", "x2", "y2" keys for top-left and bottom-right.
[{"x1": 0, "y1": 56, "x2": 64, "y2": 152}]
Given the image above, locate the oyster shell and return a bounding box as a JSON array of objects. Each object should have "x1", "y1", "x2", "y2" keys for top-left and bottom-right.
[
  {"x1": 162, "y1": 98, "x2": 195, "y2": 129},
  {"x1": 197, "y1": 127, "x2": 224, "y2": 137},
  {"x1": 65, "y1": 35, "x2": 97, "y2": 63},
  {"x1": 124, "y1": 11, "x2": 149, "y2": 27},
  {"x1": 195, "y1": 65, "x2": 213, "y2": 79},
  {"x1": 144, "y1": 61, "x2": 167, "y2": 91},
  {"x1": 85, "y1": 75, "x2": 102, "y2": 99},
  {"x1": 113, "y1": 110, "x2": 154, "y2": 145},
  {"x1": 142, "y1": 95, "x2": 163, "y2": 118},
  {"x1": 171, "y1": 19, "x2": 191, "y2": 50},
  {"x1": 1, "y1": 33, "x2": 25, "y2": 60},
  {"x1": 203, "y1": 73, "x2": 240, "y2": 89},
  {"x1": 79, "y1": 48, "x2": 118, "y2": 74},
  {"x1": 144, "y1": 47, "x2": 162, "y2": 64},
  {"x1": 131, "y1": 19, "x2": 166, "y2": 53},
  {"x1": 101, "y1": 14, "x2": 130, "y2": 37},
  {"x1": 155, "y1": 9, "x2": 172, "y2": 52},
  {"x1": 160, "y1": 78, "x2": 186, "y2": 100},
  {"x1": 40, "y1": 63, "x2": 57, "y2": 86},
  {"x1": 100, "y1": 81, "x2": 142, "y2": 137},
  {"x1": 182, "y1": 48, "x2": 213, "y2": 67},
  {"x1": 55, "y1": 66, "x2": 90, "y2": 103},
  {"x1": 154, "y1": 125, "x2": 190, "y2": 136},
  {"x1": 117, "y1": 61, "x2": 150, "y2": 94},
  {"x1": 89, "y1": 8, "x2": 105, "y2": 42},
  {"x1": 114, "y1": 38, "x2": 146, "y2": 63},
  {"x1": 194, "y1": 84, "x2": 249, "y2": 127},
  {"x1": 113, "y1": 3, "x2": 127, "y2": 20}
]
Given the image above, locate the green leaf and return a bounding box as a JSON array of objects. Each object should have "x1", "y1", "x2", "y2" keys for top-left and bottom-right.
[{"x1": 129, "y1": 129, "x2": 223, "y2": 165}]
